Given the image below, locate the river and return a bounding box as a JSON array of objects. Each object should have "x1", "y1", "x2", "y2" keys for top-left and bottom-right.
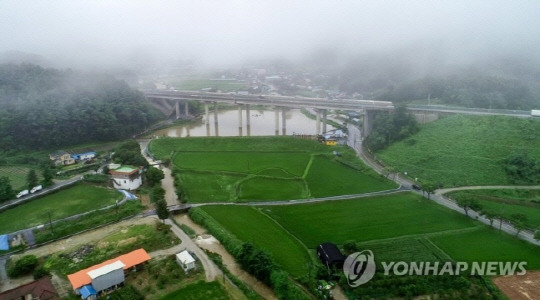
[{"x1": 151, "y1": 108, "x2": 336, "y2": 137}]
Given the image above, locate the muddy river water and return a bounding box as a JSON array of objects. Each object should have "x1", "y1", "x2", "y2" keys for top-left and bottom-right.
[{"x1": 152, "y1": 108, "x2": 335, "y2": 137}]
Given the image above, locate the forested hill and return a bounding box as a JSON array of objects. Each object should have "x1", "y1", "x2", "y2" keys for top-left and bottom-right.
[
  {"x1": 0, "y1": 64, "x2": 161, "y2": 150},
  {"x1": 309, "y1": 52, "x2": 540, "y2": 110}
]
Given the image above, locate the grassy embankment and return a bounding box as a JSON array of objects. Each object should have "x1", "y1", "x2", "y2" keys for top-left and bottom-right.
[{"x1": 378, "y1": 114, "x2": 540, "y2": 187}]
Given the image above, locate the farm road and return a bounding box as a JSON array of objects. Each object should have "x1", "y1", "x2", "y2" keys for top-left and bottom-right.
[
  {"x1": 161, "y1": 217, "x2": 222, "y2": 282},
  {"x1": 188, "y1": 186, "x2": 408, "y2": 208},
  {"x1": 435, "y1": 185, "x2": 540, "y2": 195}
]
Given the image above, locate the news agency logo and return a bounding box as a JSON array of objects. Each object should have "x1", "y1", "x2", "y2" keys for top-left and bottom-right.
[
  {"x1": 343, "y1": 250, "x2": 528, "y2": 287},
  {"x1": 343, "y1": 250, "x2": 376, "y2": 287}
]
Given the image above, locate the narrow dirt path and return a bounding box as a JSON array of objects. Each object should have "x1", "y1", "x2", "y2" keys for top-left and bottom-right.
[{"x1": 175, "y1": 214, "x2": 278, "y2": 300}]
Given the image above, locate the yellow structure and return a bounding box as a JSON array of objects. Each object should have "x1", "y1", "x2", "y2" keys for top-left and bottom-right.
[{"x1": 325, "y1": 140, "x2": 337, "y2": 146}]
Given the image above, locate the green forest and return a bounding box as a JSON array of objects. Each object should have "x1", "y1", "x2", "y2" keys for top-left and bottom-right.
[{"x1": 0, "y1": 63, "x2": 162, "y2": 150}]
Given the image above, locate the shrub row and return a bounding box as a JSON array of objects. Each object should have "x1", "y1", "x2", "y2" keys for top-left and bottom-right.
[{"x1": 206, "y1": 251, "x2": 264, "y2": 300}]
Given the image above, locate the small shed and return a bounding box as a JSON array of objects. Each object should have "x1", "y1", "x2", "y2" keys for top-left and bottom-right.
[
  {"x1": 317, "y1": 242, "x2": 346, "y2": 269},
  {"x1": 79, "y1": 285, "x2": 97, "y2": 300},
  {"x1": 176, "y1": 250, "x2": 196, "y2": 273},
  {"x1": 87, "y1": 261, "x2": 125, "y2": 293}
]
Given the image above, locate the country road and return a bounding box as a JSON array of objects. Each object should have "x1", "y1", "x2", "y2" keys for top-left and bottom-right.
[{"x1": 435, "y1": 185, "x2": 540, "y2": 195}]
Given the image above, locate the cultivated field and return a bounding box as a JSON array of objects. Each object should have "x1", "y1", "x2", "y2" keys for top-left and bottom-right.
[
  {"x1": 151, "y1": 137, "x2": 396, "y2": 203},
  {"x1": 378, "y1": 115, "x2": 540, "y2": 186},
  {"x1": 173, "y1": 151, "x2": 310, "y2": 176},
  {"x1": 264, "y1": 192, "x2": 477, "y2": 248},
  {"x1": 0, "y1": 165, "x2": 41, "y2": 191},
  {"x1": 192, "y1": 192, "x2": 540, "y2": 299},
  {"x1": 201, "y1": 205, "x2": 311, "y2": 278},
  {"x1": 430, "y1": 227, "x2": 540, "y2": 269},
  {"x1": 0, "y1": 183, "x2": 123, "y2": 234}
]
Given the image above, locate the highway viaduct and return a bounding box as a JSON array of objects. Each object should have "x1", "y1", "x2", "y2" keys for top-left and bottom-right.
[
  {"x1": 143, "y1": 90, "x2": 532, "y2": 137},
  {"x1": 143, "y1": 90, "x2": 394, "y2": 137}
]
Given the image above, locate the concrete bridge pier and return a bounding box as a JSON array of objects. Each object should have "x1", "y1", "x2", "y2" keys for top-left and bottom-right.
[
  {"x1": 214, "y1": 102, "x2": 219, "y2": 136},
  {"x1": 175, "y1": 101, "x2": 180, "y2": 119},
  {"x1": 274, "y1": 107, "x2": 280, "y2": 136},
  {"x1": 184, "y1": 101, "x2": 189, "y2": 117},
  {"x1": 205, "y1": 102, "x2": 210, "y2": 136},
  {"x1": 363, "y1": 110, "x2": 376, "y2": 138},
  {"x1": 316, "y1": 109, "x2": 321, "y2": 134},
  {"x1": 281, "y1": 107, "x2": 286, "y2": 135},
  {"x1": 238, "y1": 105, "x2": 243, "y2": 136},
  {"x1": 322, "y1": 109, "x2": 327, "y2": 134},
  {"x1": 245, "y1": 104, "x2": 251, "y2": 136}
]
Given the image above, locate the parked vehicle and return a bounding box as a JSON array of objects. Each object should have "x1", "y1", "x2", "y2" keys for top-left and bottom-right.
[
  {"x1": 16, "y1": 190, "x2": 29, "y2": 198},
  {"x1": 411, "y1": 184, "x2": 421, "y2": 191},
  {"x1": 30, "y1": 185, "x2": 43, "y2": 193}
]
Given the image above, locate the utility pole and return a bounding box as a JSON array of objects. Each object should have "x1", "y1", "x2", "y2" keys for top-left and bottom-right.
[{"x1": 48, "y1": 211, "x2": 54, "y2": 235}]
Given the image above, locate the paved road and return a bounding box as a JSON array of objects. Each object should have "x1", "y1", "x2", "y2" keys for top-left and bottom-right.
[{"x1": 436, "y1": 185, "x2": 540, "y2": 195}]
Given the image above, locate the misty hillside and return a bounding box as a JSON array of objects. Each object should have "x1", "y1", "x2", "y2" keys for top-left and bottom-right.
[
  {"x1": 0, "y1": 64, "x2": 161, "y2": 150},
  {"x1": 331, "y1": 53, "x2": 540, "y2": 110}
]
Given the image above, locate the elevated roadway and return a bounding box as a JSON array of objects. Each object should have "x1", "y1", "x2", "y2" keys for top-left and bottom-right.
[{"x1": 142, "y1": 89, "x2": 394, "y2": 111}]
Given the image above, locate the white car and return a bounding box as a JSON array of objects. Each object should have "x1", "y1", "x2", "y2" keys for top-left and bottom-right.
[
  {"x1": 30, "y1": 185, "x2": 43, "y2": 193},
  {"x1": 16, "y1": 190, "x2": 29, "y2": 198}
]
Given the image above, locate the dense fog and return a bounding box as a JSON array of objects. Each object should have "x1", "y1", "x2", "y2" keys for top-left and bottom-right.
[{"x1": 1, "y1": 1, "x2": 540, "y2": 71}]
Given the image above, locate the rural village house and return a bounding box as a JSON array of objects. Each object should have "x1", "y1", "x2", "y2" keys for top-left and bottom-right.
[
  {"x1": 108, "y1": 164, "x2": 142, "y2": 190},
  {"x1": 67, "y1": 248, "x2": 150, "y2": 299},
  {"x1": 0, "y1": 277, "x2": 60, "y2": 300},
  {"x1": 49, "y1": 150, "x2": 75, "y2": 166}
]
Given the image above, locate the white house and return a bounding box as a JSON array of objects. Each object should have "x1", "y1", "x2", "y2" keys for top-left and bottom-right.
[
  {"x1": 109, "y1": 165, "x2": 142, "y2": 190},
  {"x1": 176, "y1": 250, "x2": 196, "y2": 273}
]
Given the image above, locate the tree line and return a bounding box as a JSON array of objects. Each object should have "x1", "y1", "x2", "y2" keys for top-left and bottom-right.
[
  {"x1": 0, "y1": 63, "x2": 162, "y2": 151},
  {"x1": 365, "y1": 105, "x2": 419, "y2": 151}
]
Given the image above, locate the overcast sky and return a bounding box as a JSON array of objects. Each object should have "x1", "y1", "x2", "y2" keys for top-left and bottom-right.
[{"x1": 1, "y1": 0, "x2": 539, "y2": 69}]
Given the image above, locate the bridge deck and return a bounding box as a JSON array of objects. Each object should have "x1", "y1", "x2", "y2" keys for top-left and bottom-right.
[{"x1": 143, "y1": 90, "x2": 394, "y2": 111}]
